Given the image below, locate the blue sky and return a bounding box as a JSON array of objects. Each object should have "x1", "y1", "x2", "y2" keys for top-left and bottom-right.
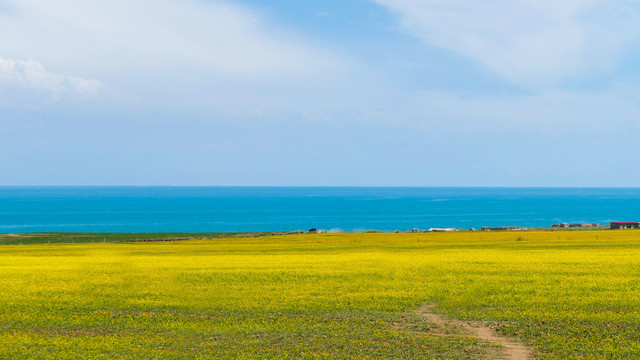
[{"x1": 2, "y1": 0, "x2": 640, "y2": 186}]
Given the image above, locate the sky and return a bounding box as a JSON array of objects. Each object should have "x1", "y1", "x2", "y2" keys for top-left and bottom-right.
[{"x1": 2, "y1": 0, "x2": 640, "y2": 186}]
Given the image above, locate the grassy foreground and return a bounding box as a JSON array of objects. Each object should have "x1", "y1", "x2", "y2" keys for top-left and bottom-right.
[{"x1": 1, "y1": 231, "x2": 640, "y2": 359}]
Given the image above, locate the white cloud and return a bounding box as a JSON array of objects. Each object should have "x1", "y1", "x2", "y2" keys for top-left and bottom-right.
[
  {"x1": 0, "y1": 0, "x2": 349, "y2": 109},
  {"x1": 0, "y1": 0, "x2": 345, "y2": 82},
  {"x1": 0, "y1": 56, "x2": 104, "y2": 96},
  {"x1": 1, "y1": 0, "x2": 636, "y2": 139},
  {"x1": 372, "y1": 0, "x2": 640, "y2": 86}
]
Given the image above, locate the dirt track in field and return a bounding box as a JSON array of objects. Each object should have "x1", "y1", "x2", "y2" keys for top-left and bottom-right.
[{"x1": 417, "y1": 304, "x2": 532, "y2": 360}]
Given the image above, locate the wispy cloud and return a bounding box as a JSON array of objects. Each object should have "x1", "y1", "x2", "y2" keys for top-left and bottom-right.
[
  {"x1": 0, "y1": 56, "x2": 104, "y2": 96},
  {"x1": 371, "y1": 0, "x2": 640, "y2": 86},
  {"x1": 0, "y1": 0, "x2": 348, "y2": 108},
  {"x1": 0, "y1": 0, "x2": 345, "y2": 81}
]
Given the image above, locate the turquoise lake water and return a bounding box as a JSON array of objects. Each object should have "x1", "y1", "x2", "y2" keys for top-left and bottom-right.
[{"x1": 0, "y1": 187, "x2": 639, "y2": 233}]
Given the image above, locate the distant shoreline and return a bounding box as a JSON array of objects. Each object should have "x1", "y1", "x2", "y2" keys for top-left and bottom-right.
[{"x1": 2, "y1": 225, "x2": 636, "y2": 245}]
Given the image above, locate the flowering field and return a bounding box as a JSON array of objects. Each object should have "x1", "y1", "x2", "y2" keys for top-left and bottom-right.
[{"x1": 1, "y1": 231, "x2": 639, "y2": 359}]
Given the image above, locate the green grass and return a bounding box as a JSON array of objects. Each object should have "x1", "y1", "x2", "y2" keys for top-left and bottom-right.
[{"x1": 1, "y1": 231, "x2": 640, "y2": 359}]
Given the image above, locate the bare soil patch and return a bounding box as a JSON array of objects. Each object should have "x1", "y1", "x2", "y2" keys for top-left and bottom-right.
[{"x1": 417, "y1": 304, "x2": 532, "y2": 360}]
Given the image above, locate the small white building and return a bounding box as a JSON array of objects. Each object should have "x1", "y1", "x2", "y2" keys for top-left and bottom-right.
[{"x1": 427, "y1": 227, "x2": 457, "y2": 232}]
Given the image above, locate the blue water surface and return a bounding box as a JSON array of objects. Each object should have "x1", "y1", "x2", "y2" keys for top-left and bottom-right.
[{"x1": 0, "y1": 187, "x2": 638, "y2": 233}]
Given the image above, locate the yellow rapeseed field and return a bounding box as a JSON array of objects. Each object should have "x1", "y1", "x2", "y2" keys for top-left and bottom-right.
[{"x1": 1, "y1": 231, "x2": 639, "y2": 359}]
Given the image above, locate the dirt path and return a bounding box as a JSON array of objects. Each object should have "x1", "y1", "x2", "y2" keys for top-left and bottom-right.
[
  {"x1": 0, "y1": 233, "x2": 21, "y2": 238},
  {"x1": 417, "y1": 304, "x2": 532, "y2": 360}
]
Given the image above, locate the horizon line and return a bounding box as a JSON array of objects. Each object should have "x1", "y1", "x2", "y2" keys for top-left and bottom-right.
[{"x1": 2, "y1": 185, "x2": 640, "y2": 189}]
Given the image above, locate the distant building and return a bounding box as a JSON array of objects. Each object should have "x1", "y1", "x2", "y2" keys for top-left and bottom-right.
[
  {"x1": 427, "y1": 228, "x2": 457, "y2": 232},
  {"x1": 552, "y1": 223, "x2": 599, "y2": 228},
  {"x1": 569, "y1": 223, "x2": 599, "y2": 228},
  {"x1": 481, "y1": 226, "x2": 528, "y2": 231},
  {"x1": 610, "y1": 222, "x2": 640, "y2": 230}
]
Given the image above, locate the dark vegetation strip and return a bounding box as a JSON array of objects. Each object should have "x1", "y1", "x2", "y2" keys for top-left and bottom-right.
[{"x1": 0, "y1": 232, "x2": 303, "y2": 245}]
